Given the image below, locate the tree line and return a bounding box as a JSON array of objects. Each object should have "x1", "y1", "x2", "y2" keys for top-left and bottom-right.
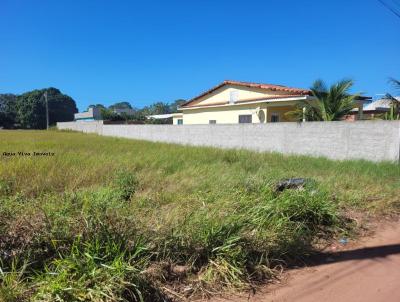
[
  {"x1": 0, "y1": 87, "x2": 186, "y2": 129},
  {"x1": 89, "y1": 99, "x2": 186, "y2": 124},
  {"x1": 0, "y1": 88, "x2": 78, "y2": 129}
]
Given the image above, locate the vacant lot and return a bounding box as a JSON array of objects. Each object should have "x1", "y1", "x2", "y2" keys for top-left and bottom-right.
[{"x1": 0, "y1": 130, "x2": 399, "y2": 301}]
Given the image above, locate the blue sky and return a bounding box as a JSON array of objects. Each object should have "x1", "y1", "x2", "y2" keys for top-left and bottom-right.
[{"x1": 1, "y1": 0, "x2": 399, "y2": 111}]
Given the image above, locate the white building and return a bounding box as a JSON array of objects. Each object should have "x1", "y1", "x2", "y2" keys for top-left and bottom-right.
[{"x1": 74, "y1": 107, "x2": 102, "y2": 121}]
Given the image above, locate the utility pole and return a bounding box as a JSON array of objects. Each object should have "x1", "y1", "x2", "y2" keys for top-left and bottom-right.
[{"x1": 44, "y1": 91, "x2": 49, "y2": 130}]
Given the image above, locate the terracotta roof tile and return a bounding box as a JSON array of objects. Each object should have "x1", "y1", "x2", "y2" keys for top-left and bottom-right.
[{"x1": 223, "y1": 80, "x2": 310, "y2": 94}]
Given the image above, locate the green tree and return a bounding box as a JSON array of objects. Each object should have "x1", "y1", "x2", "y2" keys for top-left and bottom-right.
[
  {"x1": 140, "y1": 102, "x2": 171, "y2": 116},
  {"x1": 88, "y1": 104, "x2": 106, "y2": 111},
  {"x1": 108, "y1": 101, "x2": 134, "y2": 110},
  {"x1": 16, "y1": 90, "x2": 46, "y2": 129},
  {"x1": 46, "y1": 88, "x2": 78, "y2": 125},
  {"x1": 16, "y1": 88, "x2": 77, "y2": 129},
  {"x1": 0, "y1": 94, "x2": 17, "y2": 128},
  {"x1": 286, "y1": 79, "x2": 359, "y2": 121},
  {"x1": 382, "y1": 78, "x2": 400, "y2": 120},
  {"x1": 169, "y1": 99, "x2": 186, "y2": 113},
  {"x1": 100, "y1": 109, "x2": 124, "y2": 121}
]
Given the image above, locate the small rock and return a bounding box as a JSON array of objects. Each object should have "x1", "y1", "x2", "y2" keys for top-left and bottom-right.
[{"x1": 171, "y1": 265, "x2": 189, "y2": 277}]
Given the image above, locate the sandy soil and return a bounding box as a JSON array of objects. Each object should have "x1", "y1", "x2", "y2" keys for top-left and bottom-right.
[{"x1": 210, "y1": 218, "x2": 400, "y2": 302}]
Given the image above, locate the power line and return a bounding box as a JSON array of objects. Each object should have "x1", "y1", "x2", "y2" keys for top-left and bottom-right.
[
  {"x1": 392, "y1": 0, "x2": 400, "y2": 6},
  {"x1": 377, "y1": 0, "x2": 400, "y2": 19},
  {"x1": 44, "y1": 91, "x2": 49, "y2": 130}
]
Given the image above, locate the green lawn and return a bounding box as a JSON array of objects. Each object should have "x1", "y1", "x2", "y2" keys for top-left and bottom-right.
[{"x1": 0, "y1": 130, "x2": 399, "y2": 301}]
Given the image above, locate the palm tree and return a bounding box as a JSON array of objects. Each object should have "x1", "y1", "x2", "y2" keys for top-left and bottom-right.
[
  {"x1": 286, "y1": 79, "x2": 359, "y2": 122},
  {"x1": 382, "y1": 78, "x2": 400, "y2": 120}
]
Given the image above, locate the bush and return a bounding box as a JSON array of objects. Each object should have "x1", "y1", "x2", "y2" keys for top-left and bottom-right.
[
  {"x1": 114, "y1": 170, "x2": 139, "y2": 201},
  {"x1": 33, "y1": 239, "x2": 164, "y2": 302},
  {"x1": 0, "y1": 179, "x2": 13, "y2": 197}
]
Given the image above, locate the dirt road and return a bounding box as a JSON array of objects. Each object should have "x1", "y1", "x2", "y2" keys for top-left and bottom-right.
[{"x1": 213, "y1": 219, "x2": 400, "y2": 302}]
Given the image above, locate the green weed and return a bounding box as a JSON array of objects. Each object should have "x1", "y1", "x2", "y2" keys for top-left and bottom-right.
[{"x1": 0, "y1": 130, "x2": 399, "y2": 300}]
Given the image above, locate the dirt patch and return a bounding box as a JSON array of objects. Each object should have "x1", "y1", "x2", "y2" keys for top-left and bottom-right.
[{"x1": 209, "y1": 217, "x2": 400, "y2": 302}]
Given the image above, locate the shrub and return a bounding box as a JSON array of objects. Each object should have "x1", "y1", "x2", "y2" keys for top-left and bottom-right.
[
  {"x1": 0, "y1": 179, "x2": 12, "y2": 197},
  {"x1": 33, "y1": 239, "x2": 164, "y2": 302},
  {"x1": 114, "y1": 170, "x2": 139, "y2": 201}
]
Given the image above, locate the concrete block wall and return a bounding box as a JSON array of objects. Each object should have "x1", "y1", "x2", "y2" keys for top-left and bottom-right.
[
  {"x1": 57, "y1": 121, "x2": 104, "y2": 134},
  {"x1": 57, "y1": 120, "x2": 400, "y2": 162}
]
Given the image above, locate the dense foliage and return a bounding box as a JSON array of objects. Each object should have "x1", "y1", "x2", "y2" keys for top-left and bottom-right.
[
  {"x1": 0, "y1": 88, "x2": 77, "y2": 129},
  {"x1": 168, "y1": 99, "x2": 186, "y2": 113},
  {"x1": 0, "y1": 131, "x2": 399, "y2": 301},
  {"x1": 88, "y1": 104, "x2": 106, "y2": 111},
  {"x1": 0, "y1": 94, "x2": 17, "y2": 128},
  {"x1": 108, "y1": 101, "x2": 134, "y2": 110},
  {"x1": 287, "y1": 79, "x2": 359, "y2": 121},
  {"x1": 100, "y1": 99, "x2": 185, "y2": 124},
  {"x1": 382, "y1": 78, "x2": 400, "y2": 120}
]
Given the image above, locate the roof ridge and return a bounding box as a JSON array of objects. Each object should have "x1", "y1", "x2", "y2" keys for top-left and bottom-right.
[{"x1": 224, "y1": 79, "x2": 286, "y2": 88}]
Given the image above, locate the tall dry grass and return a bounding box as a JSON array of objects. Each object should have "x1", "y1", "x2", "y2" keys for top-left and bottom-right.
[{"x1": 0, "y1": 130, "x2": 399, "y2": 301}]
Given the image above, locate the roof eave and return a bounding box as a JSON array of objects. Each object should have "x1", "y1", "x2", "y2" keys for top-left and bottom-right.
[{"x1": 179, "y1": 96, "x2": 311, "y2": 111}]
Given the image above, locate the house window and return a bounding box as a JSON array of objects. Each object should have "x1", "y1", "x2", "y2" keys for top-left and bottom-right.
[
  {"x1": 238, "y1": 115, "x2": 252, "y2": 123},
  {"x1": 209, "y1": 120, "x2": 216, "y2": 124},
  {"x1": 177, "y1": 119, "x2": 183, "y2": 125},
  {"x1": 271, "y1": 113, "x2": 280, "y2": 123}
]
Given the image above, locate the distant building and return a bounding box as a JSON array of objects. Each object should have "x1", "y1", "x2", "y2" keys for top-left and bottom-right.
[
  {"x1": 74, "y1": 107, "x2": 102, "y2": 121},
  {"x1": 363, "y1": 97, "x2": 399, "y2": 112},
  {"x1": 146, "y1": 113, "x2": 182, "y2": 124},
  {"x1": 348, "y1": 97, "x2": 399, "y2": 120}
]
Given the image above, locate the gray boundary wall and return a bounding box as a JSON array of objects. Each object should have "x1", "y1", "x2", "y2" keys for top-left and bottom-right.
[
  {"x1": 57, "y1": 120, "x2": 400, "y2": 162},
  {"x1": 57, "y1": 121, "x2": 104, "y2": 134}
]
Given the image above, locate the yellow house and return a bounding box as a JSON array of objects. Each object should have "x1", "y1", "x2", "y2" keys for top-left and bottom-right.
[{"x1": 176, "y1": 80, "x2": 313, "y2": 125}]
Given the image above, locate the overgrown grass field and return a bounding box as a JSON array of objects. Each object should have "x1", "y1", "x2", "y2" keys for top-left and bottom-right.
[{"x1": 0, "y1": 130, "x2": 399, "y2": 301}]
